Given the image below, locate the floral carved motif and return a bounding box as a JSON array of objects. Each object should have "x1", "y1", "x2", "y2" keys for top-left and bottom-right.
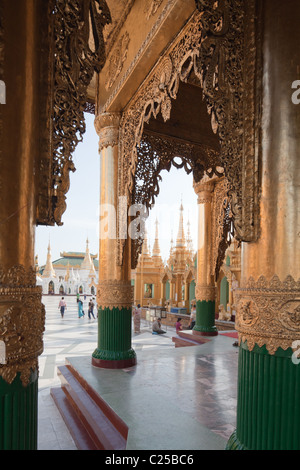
[
  {"x1": 94, "y1": 112, "x2": 121, "y2": 151},
  {"x1": 97, "y1": 280, "x2": 133, "y2": 310},
  {"x1": 195, "y1": 285, "x2": 216, "y2": 302},
  {"x1": 37, "y1": 0, "x2": 111, "y2": 227},
  {"x1": 0, "y1": 266, "x2": 45, "y2": 385},
  {"x1": 105, "y1": 32, "x2": 130, "y2": 90},
  {"x1": 130, "y1": 131, "x2": 222, "y2": 268},
  {"x1": 235, "y1": 275, "x2": 300, "y2": 355},
  {"x1": 211, "y1": 177, "x2": 234, "y2": 280}
]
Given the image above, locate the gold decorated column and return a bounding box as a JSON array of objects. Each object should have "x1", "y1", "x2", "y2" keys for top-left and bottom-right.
[
  {"x1": 93, "y1": 112, "x2": 136, "y2": 368},
  {"x1": 227, "y1": 0, "x2": 300, "y2": 450},
  {"x1": 193, "y1": 178, "x2": 217, "y2": 336},
  {"x1": 0, "y1": 0, "x2": 45, "y2": 450}
]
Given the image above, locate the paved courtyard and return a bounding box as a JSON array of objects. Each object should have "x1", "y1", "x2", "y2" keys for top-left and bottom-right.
[{"x1": 38, "y1": 295, "x2": 177, "y2": 450}]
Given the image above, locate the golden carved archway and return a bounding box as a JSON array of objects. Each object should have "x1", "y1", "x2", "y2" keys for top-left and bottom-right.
[{"x1": 117, "y1": 0, "x2": 261, "y2": 271}]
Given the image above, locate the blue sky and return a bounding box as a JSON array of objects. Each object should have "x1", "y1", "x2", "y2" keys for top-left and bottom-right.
[{"x1": 35, "y1": 113, "x2": 198, "y2": 267}]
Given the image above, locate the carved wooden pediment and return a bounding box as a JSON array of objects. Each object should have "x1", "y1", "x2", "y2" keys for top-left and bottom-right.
[
  {"x1": 36, "y1": 0, "x2": 111, "y2": 227},
  {"x1": 117, "y1": 0, "x2": 262, "y2": 271}
]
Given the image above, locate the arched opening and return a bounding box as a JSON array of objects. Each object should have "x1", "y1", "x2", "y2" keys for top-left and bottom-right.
[
  {"x1": 48, "y1": 281, "x2": 55, "y2": 295},
  {"x1": 220, "y1": 275, "x2": 229, "y2": 310},
  {"x1": 130, "y1": 75, "x2": 233, "y2": 290},
  {"x1": 189, "y1": 280, "x2": 196, "y2": 309},
  {"x1": 165, "y1": 280, "x2": 170, "y2": 301}
]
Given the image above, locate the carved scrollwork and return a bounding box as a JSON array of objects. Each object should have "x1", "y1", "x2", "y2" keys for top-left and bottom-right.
[
  {"x1": 235, "y1": 275, "x2": 300, "y2": 354},
  {"x1": 105, "y1": 32, "x2": 130, "y2": 90},
  {"x1": 133, "y1": 131, "x2": 221, "y2": 209},
  {"x1": 97, "y1": 280, "x2": 133, "y2": 310},
  {"x1": 130, "y1": 131, "x2": 222, "y2": 268},
  {"x1": 94, "y1": 112, "x2": 121, "y2": 151},
  {"x1": 0, "y1": 265, "x2": 45, "y2": 385},
  {"x1": 117, "y1": 0, "x2": 261, "y2": 268},
  {"x1": 211, "y1": 178, "x2": 234, "y2": 280},
  {"x1": 195, "y1": 285, "x2": 216, "y2": 302},
  {"x1": 37, "y1": 0, "x2": 111, "y2": 226}
]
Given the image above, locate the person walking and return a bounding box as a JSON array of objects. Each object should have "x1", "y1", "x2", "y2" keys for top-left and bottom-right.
[
  {"x1": 58, "y1": 297, "x2": 67, "y2": 318},
  {"x1": 88, "y1": 298, "x2": 96, "y2": 320},
  {"x1": 78, "y1": 298, "x2": 84, "y2": 318}
]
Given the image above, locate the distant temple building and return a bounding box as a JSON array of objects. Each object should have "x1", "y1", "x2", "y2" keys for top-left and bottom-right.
[
  {"x1": 133, "y1": 202, "x2": 241, "y2": 317},
  {"x1": 133, "y1": 203, "x2": 196, "y2": 312},
  {"x1": 37, "y1": 239, "x2": 99, "y2": 296}
]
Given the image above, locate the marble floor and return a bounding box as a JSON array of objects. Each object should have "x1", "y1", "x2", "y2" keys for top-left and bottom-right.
[{"x1": 38, "y1": 295, "x2": 239, "y2": 451}]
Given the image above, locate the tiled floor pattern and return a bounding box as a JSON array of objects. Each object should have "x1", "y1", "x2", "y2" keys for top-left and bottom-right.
[
  {"x1": 38, "y1": 296, "x2": 182, "y2": 450},
  {"x1": 38, "y1": 296, "x2": 238, "y2": 450}
]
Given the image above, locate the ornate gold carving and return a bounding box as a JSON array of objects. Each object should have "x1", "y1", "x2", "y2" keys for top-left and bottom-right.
[
  {"x1": 130, "y1": 131, "x2": 221, "y2": 269},
  {"x1": 211, "y1": 178, "x2": 234, "y2": 280},
  {"x1": 105, "y1": 32, "x2": 130, "y2": 90},
  {"x1": 94, "y1": 112, "x2": 121, "y2": 151},
  {"x1": 134, "y1": 132, "x2": 221, "y2": 209},
  {"x1": 37, "y1": 0, "x2": 111, "y2": 226},
  {"x1": 193, "y1": 179, "x2": 215, "y2": 204},
  {"x1": 101, "y1": 0, "x2": 178, "y2": 112},
  {"x1": 235, "y1": 275, "x2": 300, "y2": 354},
  {"x1": 195, "y1": 285, "x2": 216, "y2": 302},
  {"x1": 117, "y1": 0, "x2": 261, "y2": 266},
  {"x1": 144, "y1": 0, "x2": 164, "y2": 20},
  {"x1": 0, "y1": 266, "x2": 45, "y2": 385},
  {"x1": 97, "y1": 280, "x2": 133, "y2": 310}
]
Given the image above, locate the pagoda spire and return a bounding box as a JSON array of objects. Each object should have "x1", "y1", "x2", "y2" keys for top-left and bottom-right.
[
  {"x1": 176, "y1": 199, "x2": 185, "y2": 248},
  {"x1": 81, "y1": 237, "x2": 93, "y2": 270},
  {"x1": 42, "y1": 241, "x2": 56, "y2": 278},
  {"x1": 152, "y1": 218, "x2": 161, "y2": 257}
]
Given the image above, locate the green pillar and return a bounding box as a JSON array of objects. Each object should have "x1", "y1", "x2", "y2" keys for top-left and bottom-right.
[
  {"x1": 189, "y1": 280, "x2": 195, "y2": 310},
  {"x1": 92, "y1": 306, "x2": 136, "y2": 368},
  {"x1": 92, "y1": 280, "x2": 136, "y2": 369},
  {"x1": 194, "y1": 299, "x2": 218, "y2": 336},
  {"x1": 220, "y1": 276, "x2": 229, "y2": 310},
  {"x1": 227, "y1": 342, "x2": 300, "y2": 450},
  {"x1": 0, "y1": 371, "x2": 38, "y2": 450},
  {"x1": 165, "y1": 281, "x2": 170, "y2": 301}
]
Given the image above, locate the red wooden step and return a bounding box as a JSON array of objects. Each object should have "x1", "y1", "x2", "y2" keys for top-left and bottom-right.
[{"x1": 50, "y1": 363, "x2": 128, "y2": 450}]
